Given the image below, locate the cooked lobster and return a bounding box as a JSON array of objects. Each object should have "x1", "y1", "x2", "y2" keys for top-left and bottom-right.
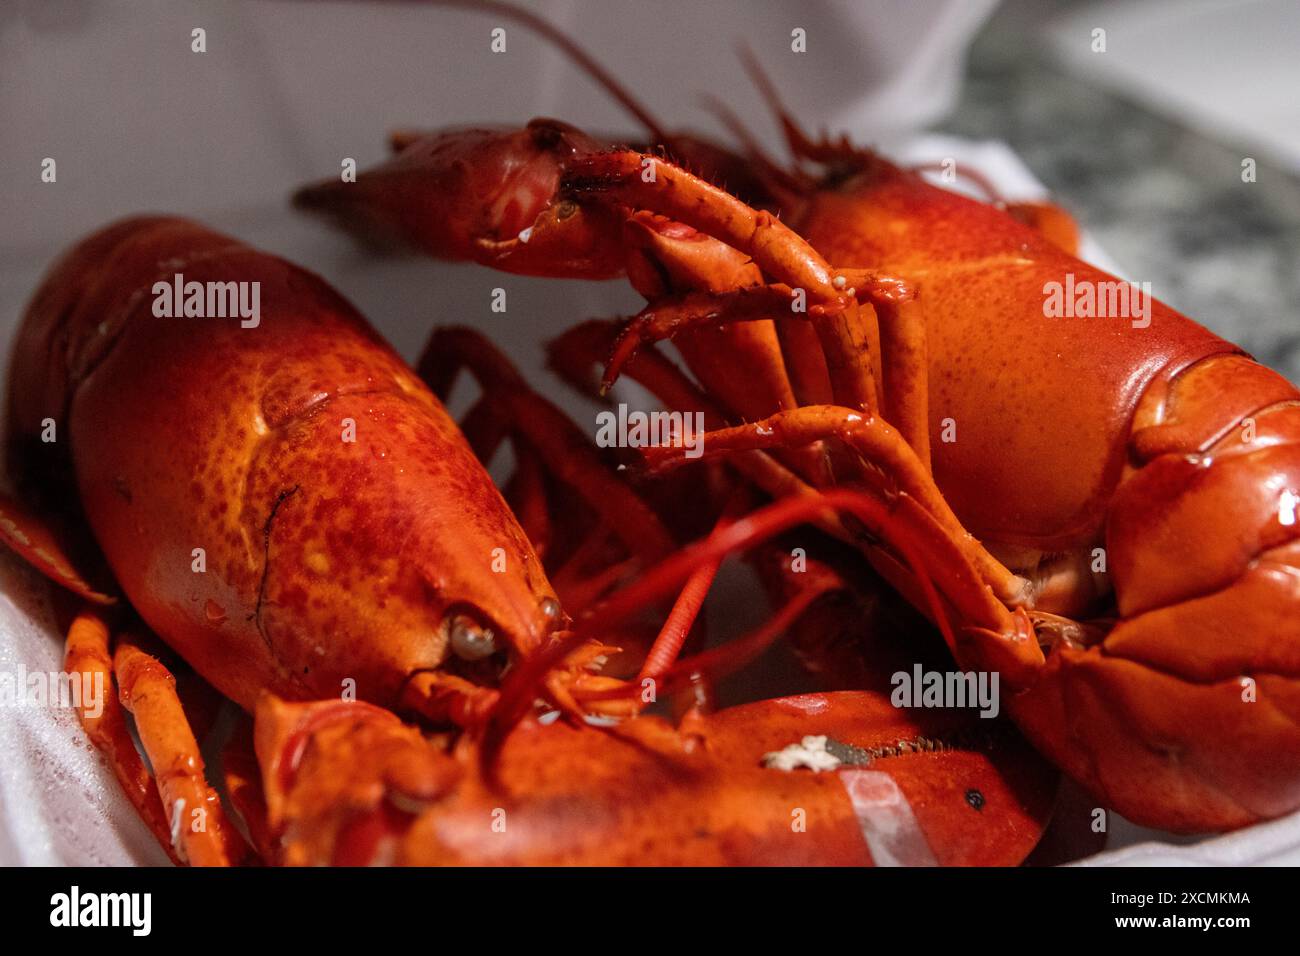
[
  {"x1": 293, "y1": 3, "x2": 1300, "y2": 833},
  {"x1": 3, "y1": 216, "x2": 1053, "y2": 865}
]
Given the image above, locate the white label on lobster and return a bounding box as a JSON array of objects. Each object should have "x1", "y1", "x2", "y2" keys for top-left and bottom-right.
[{"x1": 838, "y1": 769, "x2": 938, "y2": 867}]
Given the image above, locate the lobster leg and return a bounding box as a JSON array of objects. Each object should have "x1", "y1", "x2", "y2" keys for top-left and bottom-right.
[
  {"x1": 603, "y1": 286, "x2": 815, "y2": 393},
  {"x1": 600, "y1": 279, "x2": 931, "y2": 469},
  {"x1": 595, "y1": 281, "x2": 858, "y2": 464},
  {"x1": 564, "y1": 151, "x2": 881, "y2": 413},
  {"x1": 565, "y1": 152, "x2": 844, "y2": 306},
  {"x1": 400, "y1": 670, "x2": 502, "y2": 727},
  {"x1": 421, "y1": 326, "x2": 675, "y2": 561},
  {"x1": 220, "y1": 715, "x2": 275, "y2": 863},
  {"x1": 640, "y1": 406, "x2": 1022, "y2": 595},
  {"x1": 0, "y1": 492, "x2": 117, "y2": 604},
  {"x1": 604, "y1": 488, "x2": 1043, "y2": 686},
  {"x1": 481, "y1": 483, "x2": 1046, "y2": 750},
  {"x1": 618, "y1": 211, "x2": 822, "y2": 421},
  {"x1": 548, "y1": 531, "x2": 639, "y2": 611},
  {"x1": 112, "y1": 631, "x2": 241, "y2": 866},
  {"x1": 419, "y1": 326, "x2": 737, "y2": 718},
  {"x1": 67, "y1": 612, "x2": 241, "y2": 866},
  {"x1": 64, "y1": 611, "x2": 180, "y2": 864},
  {"x1": 456, "y1": 396, "x2": 512, "y2": 464},
  {"x1": 503, "y1": 442, "x2": 553, "y2": 559},
  {"x1": 551, "y1": 320, "x2": 847, "y2": 527},
  {"x1": 873, "y1": 291, "x2": 932, "y2": 470}
]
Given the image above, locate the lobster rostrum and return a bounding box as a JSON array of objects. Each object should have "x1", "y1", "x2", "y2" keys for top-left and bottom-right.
[{"x1": 294, "y1": 2, "x2": 1300, "y2": 833}]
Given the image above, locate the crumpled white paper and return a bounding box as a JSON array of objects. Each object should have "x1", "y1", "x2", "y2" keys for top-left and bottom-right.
[{"x1": 0, "y1": 549, "x2": 167, "y2": 865}]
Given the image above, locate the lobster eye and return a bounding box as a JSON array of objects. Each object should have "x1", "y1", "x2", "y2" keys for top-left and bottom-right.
[
  {"x1": 449, "y1": 614, "x2": 497, "y2": 661},
  {"x1": 540, "y1": 597, "x2": 562, "y2": 621}
]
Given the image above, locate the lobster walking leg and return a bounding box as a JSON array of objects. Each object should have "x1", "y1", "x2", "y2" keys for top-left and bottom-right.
[
  {"x1": 642, "y1": 405, "x2": 1024, "y2": 600},
  {"x1": 551, "y1": 320, "x2": 845, "y2": 524},
  {"x1": 565, "y1": 152, "x2": 845, "y2": 308},
  {"x1": 421, "y1": 327, "x2": 675, "y2": 561},
  {"x1": 0, "y1": 493, "x2": 115, "y2": 604},
  {"x1": 112, "y1": 632, "x2": 240, "y2": 867},
  {"x1": 64, "y1": 611, "x2": 178, "y2": 863},
  {"x1": 603, "y1": 286, "x2": 817, "y2": 392},
  {"x1": 503, "y1": 443, "x2": 553, "y2": 559},
  {"x1": 618, "y1": 212, "x2": 811, "y2": 420},
  {"x1": 483, "y1": 485, "x2": 1004, "y2": 737},
  {"x1": 873, "y1": 292, "x2": 932, "y2": 469},
  {"x1": 220, "y1": 717, "x2": 275, "y2": 862},
  {"x1": 66, "y1": 612, "x2": 241, "y2": 866},
  {"x1": 564, "y1": 151, "x2": 884, "y2": 413},
  {"x1": 420, "y1": 326, "x2": 756, "y2": 717},
  {"x1": 425, "y1": 327, "x2": 763, "y2": 678},
  {"x1": 601, "y1": 277, "x2": 932, "y2": 467},
  {"x1": 538, "y1": 487, "x2": 1045, "y2": 690}
]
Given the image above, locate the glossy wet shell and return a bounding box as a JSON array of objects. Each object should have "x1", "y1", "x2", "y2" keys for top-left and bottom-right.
[
  {"x1": 6, "y1": 217, "x2": 557, "y2": 711},
  {"x1": 259, "y1": 692, "x2": 1055, "y2": 866},
  {"x1": 790, "y1": 161, "x2": 1237, "y2": 552}
]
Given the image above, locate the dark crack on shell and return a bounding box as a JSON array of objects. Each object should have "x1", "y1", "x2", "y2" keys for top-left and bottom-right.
[{"x1": 250, "y1": 484, "x2": 300, "y2": 649}]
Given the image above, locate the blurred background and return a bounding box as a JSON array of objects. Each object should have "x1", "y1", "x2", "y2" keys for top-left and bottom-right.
[{"x1": 1, "y1": 0, "x2": 1298, "y2": 864}]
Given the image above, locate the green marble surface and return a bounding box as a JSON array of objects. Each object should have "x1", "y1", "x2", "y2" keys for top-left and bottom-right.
[{"x1": 940, "y1": 0, "x2": 1300, "y2": 381}]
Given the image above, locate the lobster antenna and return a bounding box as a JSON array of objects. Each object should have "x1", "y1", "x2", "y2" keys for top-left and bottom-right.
[
  {"x1": 638, "y1": 487, "x2": 749, "y2": 680},
  {"x1": 424, "y1": 0, "x2": 673, "y2": 143},
  {"x1": 587, "y1": 584, "x2": 831, "y2": 704},
  {"x1": 479, "y1": 487, "x2": 960, "y2": 764},
  {"x1": 697, "y1": 92, "x2": 809, "y2": 204},
  {"x1": 735, "y1": 41, "x2": 822, "y2": 163},
  {"x1": 908, "y1": 160, "x2": 1006, "y2": 205}
]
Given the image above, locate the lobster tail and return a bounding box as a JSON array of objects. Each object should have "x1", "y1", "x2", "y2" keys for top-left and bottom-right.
[{"x1": 1015, "y1": 353, "x2": 1300, "y2": 832}]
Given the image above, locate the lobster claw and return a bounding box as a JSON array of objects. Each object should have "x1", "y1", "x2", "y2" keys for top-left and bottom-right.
[
  {"x1": 251, "y1": 692, "x2": 1056, "y2": 867},
  {"x1": 253, "y1": 695, "x2": 463, "y2": 866}
]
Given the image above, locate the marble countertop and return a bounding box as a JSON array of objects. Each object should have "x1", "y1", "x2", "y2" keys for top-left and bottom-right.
[{"x1": 939, "y1": 1, "x2": 1300, "y2": 382}]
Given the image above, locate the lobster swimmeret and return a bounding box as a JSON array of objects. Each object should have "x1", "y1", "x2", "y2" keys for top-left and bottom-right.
[
  {"x1": 292, "y1": 3, "x2": 1300, "y2": 833},
  {"x1": 2, "y1": 217, "x2": 1053, "y2": 865}
]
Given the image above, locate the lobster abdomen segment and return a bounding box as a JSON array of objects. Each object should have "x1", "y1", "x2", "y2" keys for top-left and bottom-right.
[{"x1": 1019, "y1": 356, "x2": 1300, "y2": 831}]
